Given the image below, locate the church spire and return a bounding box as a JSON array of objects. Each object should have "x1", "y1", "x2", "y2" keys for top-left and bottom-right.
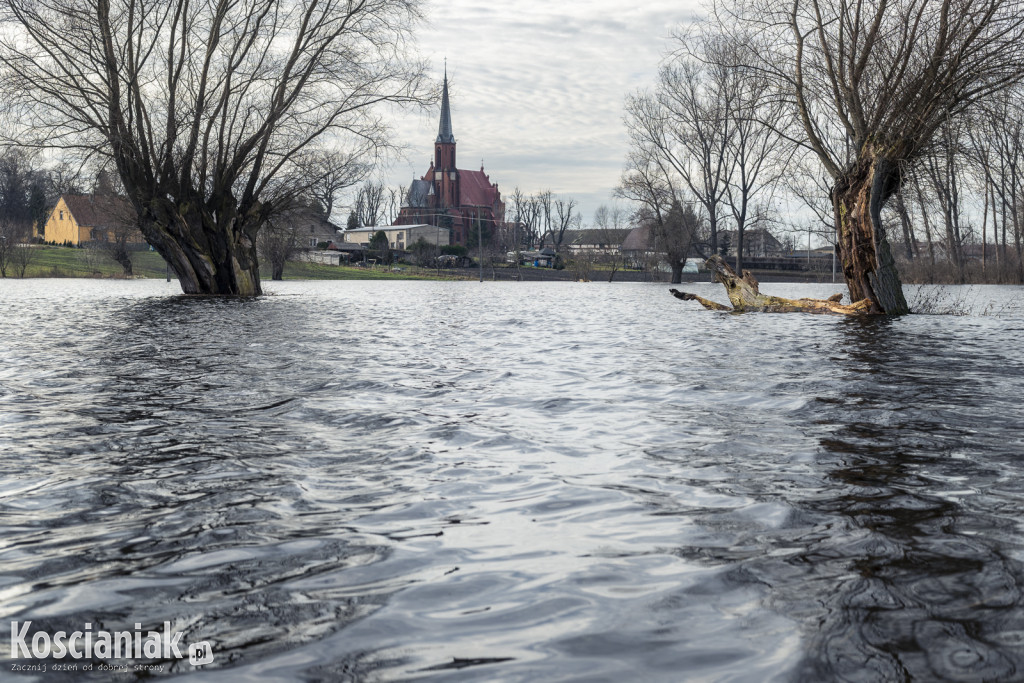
[{"x1": 436, "y1": 65, "x2": 455, "y2": 144}]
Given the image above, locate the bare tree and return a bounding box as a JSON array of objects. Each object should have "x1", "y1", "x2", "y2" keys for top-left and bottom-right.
[
  {"x1": 46, "y1": 159, "x2": 85, "y2": 201},
  {"x1": 593, "y1": 204, "x2": 628, "y2": 281},
  {"x1": 509, "y1": 187, "x2": 540, "y2": 251},
  {"x1": 618, "y1": 153, "x2": 702, "y2": 283},
  {"x1": 625, "y1": 32, "x2": 734, "y2": 257},
  {"x1": 0, "y1": 218, "x2": 33, "y2": 276},
  {"x1": 550, "y1": 197, "x2": 579, "y2": 251},
  {"x1": 385, "y1": 185, "x2": 406, "y2": 225},
  {"x1": 0, "y1": 0, "x2": 431, "y2": 294},
  {"x1": 258, "y1": 220, "x2": 299, "y2": 281},
  {"x1": 718, "y1": 39, "x2": 791, "y2": 273},
  {"x1": 970, "y1": 89, "x2": 1024, "y2": 281},
  {"x1": 659, "y1": 200, "x2": 702, "y2": 283},
  {"x1": 8, "y1": 237, "x2": 34, "y2": 276},
  {"x1": 81, "y1": 168, "x2": 139, "y2": 276},
  {"x1": 303, "y1": 150, "x2": 371, "y2": 221},
  {"x1": 721, "y1": 0, "x2": 1024, "y2": 312},
  {"x1": 920, "y1": 120, "x2": 969, "y2": 280},
  {"x1": 354, "y1": 181, "x2": 387, "y2": 228},
  {"x1": 536, "y1": 190, "x2": 553, "y2": 248}
]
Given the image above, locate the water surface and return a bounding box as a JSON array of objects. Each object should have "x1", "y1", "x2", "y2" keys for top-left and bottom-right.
[{"x1": 1, "y1": 278, "x2": 1023, "y2": 681}]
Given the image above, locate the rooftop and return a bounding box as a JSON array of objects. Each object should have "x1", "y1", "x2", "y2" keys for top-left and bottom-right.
[{"x1": 62, "y1": 194, "x2": 134, "y2": 228}]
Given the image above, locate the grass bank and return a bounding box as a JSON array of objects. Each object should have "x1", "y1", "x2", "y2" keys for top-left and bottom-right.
[
  {"x1": 18, "y1": 246, "x2": 172, "y2": 279},
  {"x1": 8, "y1": 246, "x2": 466, "y2": 281},
  {"x1": 275, "y1": 260, "x2": 467, "y2": 281}
]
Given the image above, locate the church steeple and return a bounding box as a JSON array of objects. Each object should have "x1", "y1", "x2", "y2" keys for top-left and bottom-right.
[
  {"x1": 436, "y1": 66, "x2": 455, "y2": 144},
  {"x1": 434, "y1": 65, "x2": 457, "y2": 175}
]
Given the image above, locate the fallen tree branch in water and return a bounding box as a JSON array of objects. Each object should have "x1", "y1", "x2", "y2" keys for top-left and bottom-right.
[{"x1": 670, "y1": 255, "x2": 874, "y2": 315}]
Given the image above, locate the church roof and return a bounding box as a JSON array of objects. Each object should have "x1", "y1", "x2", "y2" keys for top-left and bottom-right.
[
  {"x1": 407, "y1": 179, "x2": 432, "y2": 208},
  {"x1": 459, "y1": 169, "x2": 499, "y2": 207},
  {"x1": 436, "y1": 70, "x2": 455, "y2": 144}
]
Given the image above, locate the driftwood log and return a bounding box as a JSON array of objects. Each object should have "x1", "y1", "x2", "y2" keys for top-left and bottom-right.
[{"x1": 670, "y1": 255, "x2": 874, "y2": 315}]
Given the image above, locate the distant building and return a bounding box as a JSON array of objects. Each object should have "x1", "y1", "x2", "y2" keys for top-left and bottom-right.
[
  {"x1": 269, "y1": 205, "x2": 342, "y2": 248},
  {"x1": 620, "y1": 224, "x2": 657, "y2": 267},
  {"x1": 299, "y1": 251, "x2": 345, "y2": 266},
  {"x1": 562, "y1": 229, "x2": 633, "y2": 254},
  {"x1": 342, "y1": 224, "x2": 452, "y2": 250},
  {"x1": 620, "y1": 224, "x2": 703, "y2": 272},
  {"x1": 716, "y1": 229, "x2": 784, "y2": 258},
  {"x1": 392, "y1": 70, "x2": 505, "y2": 246},
  {"x1": 44, "y1": 194, "x2": 144, "y2": 246}
]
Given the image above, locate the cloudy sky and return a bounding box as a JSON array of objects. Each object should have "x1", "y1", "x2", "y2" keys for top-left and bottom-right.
[{"x1": 383, "y1": 0, "x2": 702, "y2": 225}]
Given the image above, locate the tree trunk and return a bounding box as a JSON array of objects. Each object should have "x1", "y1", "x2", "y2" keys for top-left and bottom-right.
[
  {"x1": 708, "y1": 213, "x2": 719, "y2": 258},
  {"x1": 670, "y1": 260, "x2": 683, "y2": 284},
  {"x1": 913, "y1": 177, "x2": 937, "y2": 271},
  {"x1": 735, "y1": 227, "x2": 745, "y2": 273},
  {"x1": 138, "y1": 198, "x2": 262, "y2": 295},
  {"x1": 670, "y1": 255, "x2": 872, "y2": 314},
  {"x1": 831, "y1": 155, "x2": 909, "y2": 315},
  {"x1": 894, "y1": 191, "x2": 915, "y2": 260},
  {"x1": 981, "y1": 179, "x2": 988, "y2": 277}
]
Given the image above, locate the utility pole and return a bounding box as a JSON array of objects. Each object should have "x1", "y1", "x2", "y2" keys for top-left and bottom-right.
[{"x1": 478, "y1": 212, "x2": 483, "y2": 282}]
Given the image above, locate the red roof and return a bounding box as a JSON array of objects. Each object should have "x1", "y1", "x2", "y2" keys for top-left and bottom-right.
[{"x1": 458, "y1": 170, "x2": 499, "y2": 207}]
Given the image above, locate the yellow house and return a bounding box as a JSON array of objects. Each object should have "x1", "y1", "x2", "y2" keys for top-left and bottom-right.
[{"x1": 44, "y1": 194, "x2": 145, "y2": 246}]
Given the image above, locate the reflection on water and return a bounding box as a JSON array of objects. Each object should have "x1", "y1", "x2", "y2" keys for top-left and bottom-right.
[{"x1": 1, "y1": 278, "x2": 1023, "y2": 681}]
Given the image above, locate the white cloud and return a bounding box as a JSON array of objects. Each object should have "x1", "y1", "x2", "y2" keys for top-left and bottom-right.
[{"x1": 381, "y1": 0, "x2": 703, "y2": 224}]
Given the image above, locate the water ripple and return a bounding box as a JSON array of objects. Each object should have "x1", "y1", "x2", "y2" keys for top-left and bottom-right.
[{"x1": 1, "y1": 279, "x2": 1023, "y2": 680}]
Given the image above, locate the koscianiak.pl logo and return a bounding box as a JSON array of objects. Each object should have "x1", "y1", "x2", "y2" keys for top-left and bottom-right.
[{"x1": 8, "y1": 621, "x2": 214, "y2": 674}]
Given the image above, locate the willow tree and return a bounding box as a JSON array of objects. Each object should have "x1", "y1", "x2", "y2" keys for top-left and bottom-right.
[
  {"x1": 0, "y1": 0, "x2": 429, "y2": 295},
  {"x1": 721, "y1": 0, "x2": 1024, "y2": 313}
]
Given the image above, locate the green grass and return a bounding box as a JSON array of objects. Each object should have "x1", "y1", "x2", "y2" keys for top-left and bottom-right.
[
  {"x1": 8, "y1": 246, "x2": 464, "y2": 281},
  {"x1": 18, "y1": 245, "x2": 171, "y2": 279},
  {"x1": 269, "y1": 260, "x2": 465, "y2": 281}
]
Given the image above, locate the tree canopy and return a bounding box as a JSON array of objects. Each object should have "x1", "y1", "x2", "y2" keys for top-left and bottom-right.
[{"x1": 0, "y1": 0, "x2": 431, "y2": 294}]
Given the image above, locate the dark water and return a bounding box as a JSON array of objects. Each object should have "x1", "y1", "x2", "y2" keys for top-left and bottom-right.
[{"x1": 1, "y1": 278, "x2": 1023, "y2": 682}]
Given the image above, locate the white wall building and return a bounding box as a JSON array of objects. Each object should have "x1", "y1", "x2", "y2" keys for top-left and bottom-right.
[{"x1": 342, "y1": 224, "x2": 451, "y2": 250}]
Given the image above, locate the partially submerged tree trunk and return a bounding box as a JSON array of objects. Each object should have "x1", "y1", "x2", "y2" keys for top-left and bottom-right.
[
  {"x1": 831, "y1": 155, "x2": 909, "y2": 315},
  {"x1": 138, "y1": 197, "x2": 262, "y2": 295},
  {"x1": 670, "y1": 261, "x2": 684, "y2": 284},
  {"x1": 670, "y1": 255, "x2": 873, "y2": 314}
]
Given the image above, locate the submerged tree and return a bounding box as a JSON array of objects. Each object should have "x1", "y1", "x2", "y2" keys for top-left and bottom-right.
[
  {"x1": 624, "y1": 42, "x2": 733, "y2": 258},
  {"x1": 0, "y1": 0, "x2": 430, "y2": 294},
  {"x1": 720, "y1": 0, "x2": 1024, "y2": 313},
  {"x1": 618, "y1": 150, "x2": 704, "y2": 284}
]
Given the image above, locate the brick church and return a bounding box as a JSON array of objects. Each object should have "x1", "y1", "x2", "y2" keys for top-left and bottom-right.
[{"x1": 393, "y1": 72, "x2": 505, "y2": 246}]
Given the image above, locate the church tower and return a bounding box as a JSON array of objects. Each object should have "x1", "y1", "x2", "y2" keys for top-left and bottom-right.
[
  {"x1": 392, "y1": 67, "x2": 504, "y2": 246},
  {"x1": 433, "y1": 70, "x2": 458, "y2": 208}
]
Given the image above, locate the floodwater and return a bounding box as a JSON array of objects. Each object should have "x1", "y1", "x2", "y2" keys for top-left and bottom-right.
[{"x1": 1, "y1": 278, "x2": 1023, "y2": 682}]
